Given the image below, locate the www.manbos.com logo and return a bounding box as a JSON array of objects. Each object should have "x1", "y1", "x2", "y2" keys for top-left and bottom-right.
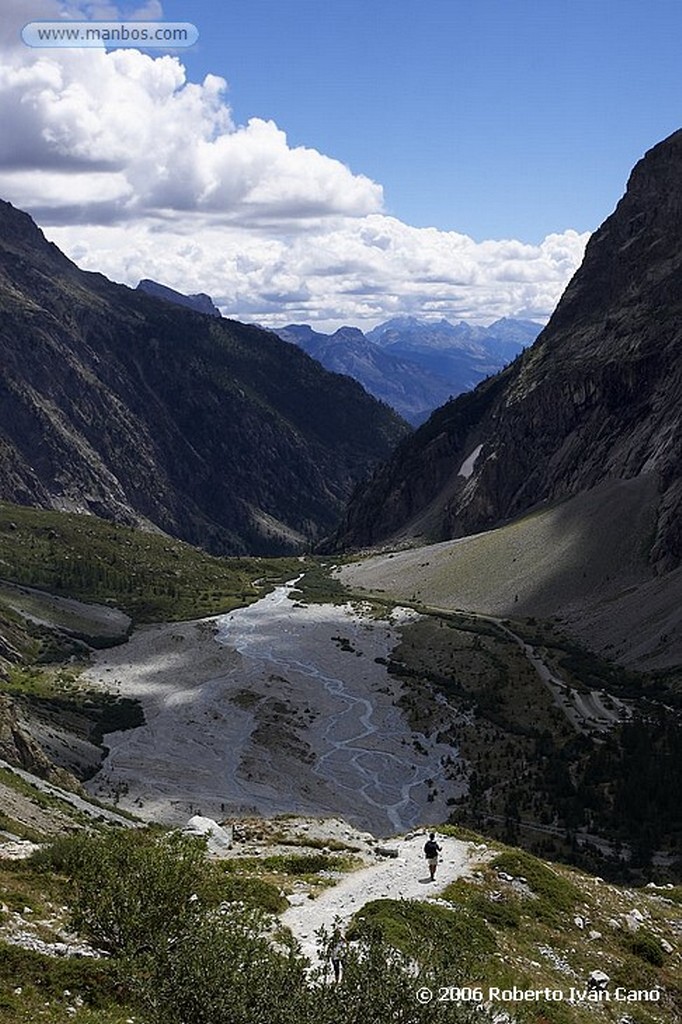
[{"x1": 22, "y1": 21, "x2": 199, "y2": 49}]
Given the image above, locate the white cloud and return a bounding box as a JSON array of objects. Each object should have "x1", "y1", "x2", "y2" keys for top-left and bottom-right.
[
  {"x1": 0, "y1": 2, "x2": 381, "y2": 222},
  {"x1": 0, "y1": 0, "x2": 589, "y2": 328},
  {"x1": 45, "y1": 214, "x2": 589, "y2": 329}
]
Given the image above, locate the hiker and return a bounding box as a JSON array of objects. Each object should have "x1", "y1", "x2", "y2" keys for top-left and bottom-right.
[
  {"x1": 424, "y1": 832, "x2": 442, "y2": 881},
  {"x1": 329, "y1": 927, "x2": 346, "y2": 982}
]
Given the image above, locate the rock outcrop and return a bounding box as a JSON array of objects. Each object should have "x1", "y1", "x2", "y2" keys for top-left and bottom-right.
[
  {"x1": 136, "y1": 278, "x2": 222, "y2": 317},
  {"x1": 0, "y1": 696, "x2": 80, "y2": 791}
]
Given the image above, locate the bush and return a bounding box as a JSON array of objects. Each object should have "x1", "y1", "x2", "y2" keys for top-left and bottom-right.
[
  {"x1": 217, "y1": 875, "x2": 288, "y2": 914},
  {"x1": 222, "y1": 852, "x2": 356, "y2": 877},
  {"x1": 347, "y1": 899, "x2": 496, "y2": 975},
  {"x1": 139, "y1": 907, "x2": 309, "y2": 1024},
  {"x1": 49, "y1": 828, "x2": 213, "y2": 956},
  {"x1": 630, "y1": 930, "x2": 665, "y2": 966},
  {"x1": 141, "y1": 914, "x2": 483, "y2": 1024}
]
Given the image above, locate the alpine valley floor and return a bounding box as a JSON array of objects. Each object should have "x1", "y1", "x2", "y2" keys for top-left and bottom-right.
[{"x1": 82, "y1": 581, "x2": 463, "y2": 834}]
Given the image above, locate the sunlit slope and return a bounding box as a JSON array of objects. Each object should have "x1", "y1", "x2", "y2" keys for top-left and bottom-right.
[{"x1": 338, "y1": 475, "x2": 681, "y2": 670}]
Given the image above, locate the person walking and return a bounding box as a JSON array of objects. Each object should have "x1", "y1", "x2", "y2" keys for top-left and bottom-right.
[
  {"x1": 423, "y1": 832, "x2": 442, "y2": 881},
  {"x1": 329, "y1": 926, "x2": 346, "y2": 983}
]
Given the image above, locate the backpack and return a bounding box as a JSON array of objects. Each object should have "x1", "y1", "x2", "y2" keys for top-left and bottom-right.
[{"x1": 424, "y1": 839, "x2": 439, "y2": 859}]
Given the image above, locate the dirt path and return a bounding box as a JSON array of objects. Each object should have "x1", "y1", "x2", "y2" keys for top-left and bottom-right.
[{"x1": 280, "y1": 831, "x2": 478, "y2": 964}]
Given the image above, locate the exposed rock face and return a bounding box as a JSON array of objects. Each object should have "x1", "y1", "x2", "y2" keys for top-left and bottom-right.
[
  {"x1": 0, "y1": 200, "x2": 408, "y2": 555},
  {"x1": 136, "y1": 278, "x2": 222, "y2": 317},
  {"x1": 0, "y1": 696, "x2": 80, "y2": 791},
  {"x1": 333, "y1": 131, "x2": 682, "y2": 572}
]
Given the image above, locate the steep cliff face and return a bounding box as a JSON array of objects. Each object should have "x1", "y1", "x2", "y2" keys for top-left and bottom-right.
[
  {"x1": 0, "y1": 201, "x2": 408, "y2": 555},
  {"x1": 334, "y1": 131, "x2": 682, "y2": 572}
]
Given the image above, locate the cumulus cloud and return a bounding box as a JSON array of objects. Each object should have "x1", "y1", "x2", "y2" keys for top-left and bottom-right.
[
  {"x1": 46, "y1": 214, "x2": 589, "y2": 329},
  {"x1": 0, "y1": 1, "x2": 381, "y2": 222},
  {"x1": 0, "y1": 0, "x2": 589, "y2": 328}
]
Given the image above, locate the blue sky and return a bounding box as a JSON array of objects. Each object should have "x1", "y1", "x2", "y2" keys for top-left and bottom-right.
[
  {"x1": 1, "y1": 0, "x2": 681, "y2": 328},
  {"x1": 160, "y1": 0, "x2": 682, "y2": 242}
]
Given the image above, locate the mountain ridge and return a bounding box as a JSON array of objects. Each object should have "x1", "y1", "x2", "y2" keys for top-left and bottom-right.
[
  {"x1": 332, "y1": 131, "x2": 682, "y2": 575},
  {"x1": 136, "y1": 278, "x2": 222, "y2": 317},
  {"x1": 0, "y1": 199, "x2": 408, "y2": 555},
  {"x1": 274, "y1": 316, "x2": 539, "y2": 425}
]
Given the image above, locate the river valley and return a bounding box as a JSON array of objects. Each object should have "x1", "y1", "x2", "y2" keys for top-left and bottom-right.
[{"x1": 83, "y1": 582, "x2": 462, "y2": 835}]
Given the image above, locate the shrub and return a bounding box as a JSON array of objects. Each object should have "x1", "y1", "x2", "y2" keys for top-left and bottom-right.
[
  {"x1": 138, "y1": 907, "x2": 309, "y2": 1024},
  {"x1": 629, "y1": 930, "x2": 665, "y2": 966},
  {"x1": 347, "y1": 899, "x2": 496, "y2": 975},
  {"x1": 141, "y1": 914, "x2": 483, "y2": 1024},
  {"x1": 217, "y1": 875, "x2": 288, "y2": 914},
  {"x1": 51, "y1": 828, "x2": 213, "y2": 956}
]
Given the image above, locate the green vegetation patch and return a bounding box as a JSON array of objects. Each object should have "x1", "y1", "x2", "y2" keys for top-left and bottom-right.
[
  {"x1": 223, "y1": 851, "x2": 358, "y2": 877},
  {"x1": 349, "y1": 898, "x2": 496, "y2": 974},
  {"x1": 0, "y1": 501, "x2": 300, "y2": 624},
  {"x1": 290, "y1": 561, "x2": 351, "y2": 606},
  {"x1": 443, "y1": 878, "x2": 522, "y2": 929},
  {"x1": 437, "y1": 823, "x2": 493, "y2": 845},
  {"x1": 0, "y1": 943, "x2": 123, "y2": 1015},
  {"x1": 268, "y1": 832, "x2": 362, "y2": 853},
  {"x1": 490, "y1": 849, "x2": 581, "y2": 921},
  {"x1": 216, "y1": 876, "x2": 288, "y2": 914},
  {"x1": 0, "y1": 861, "x2": 69, "y2": 917}
]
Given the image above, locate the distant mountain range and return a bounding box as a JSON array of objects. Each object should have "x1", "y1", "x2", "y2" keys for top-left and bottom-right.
[
  {"x1": 0, "y1": 201, "x2": 407, "y2": 555},
  {"x1": 132, "y1": 282, "x2": 540, "y2": 425},
  {"x1": 273, "y1": 317, "x2": 541, "y2": 424}
]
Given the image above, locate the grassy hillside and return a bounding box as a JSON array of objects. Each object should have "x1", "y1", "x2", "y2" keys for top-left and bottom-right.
[
  {"x1": 0, "y1": 501, "x2": 305, "y2": 626},
  {"x1": 354, "y1": 826, "x2": 681, "y2": 1024}
]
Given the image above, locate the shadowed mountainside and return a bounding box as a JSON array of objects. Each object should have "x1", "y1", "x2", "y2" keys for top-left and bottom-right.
[
  {"x1": 332, "y1": 131, "x2": 682, "y2": 576},
  {"x1": 0, "y1": 200, "x2": 409, "y2": 555}
]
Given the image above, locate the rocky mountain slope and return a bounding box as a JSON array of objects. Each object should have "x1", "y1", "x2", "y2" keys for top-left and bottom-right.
[
  {"x1": 136, "y1": 278, "x2": 222, "y2": 317},
  {"x1": 332, "y1": 131, "x2": 682, "y2": 577},
  {"x1": 275, "y1": 317, "x2": 538, "y2": 425},
  {"x1": 0, "y1": 200, "x2": 408, "y2": 555}
]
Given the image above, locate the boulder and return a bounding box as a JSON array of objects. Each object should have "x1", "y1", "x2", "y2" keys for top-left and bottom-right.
[
  {"x1": 587, "y1": 970, "x2": 610, "y2": 991},
  {"x1": 184, "y1": 815, "x2": 233, "y2": 855}
]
